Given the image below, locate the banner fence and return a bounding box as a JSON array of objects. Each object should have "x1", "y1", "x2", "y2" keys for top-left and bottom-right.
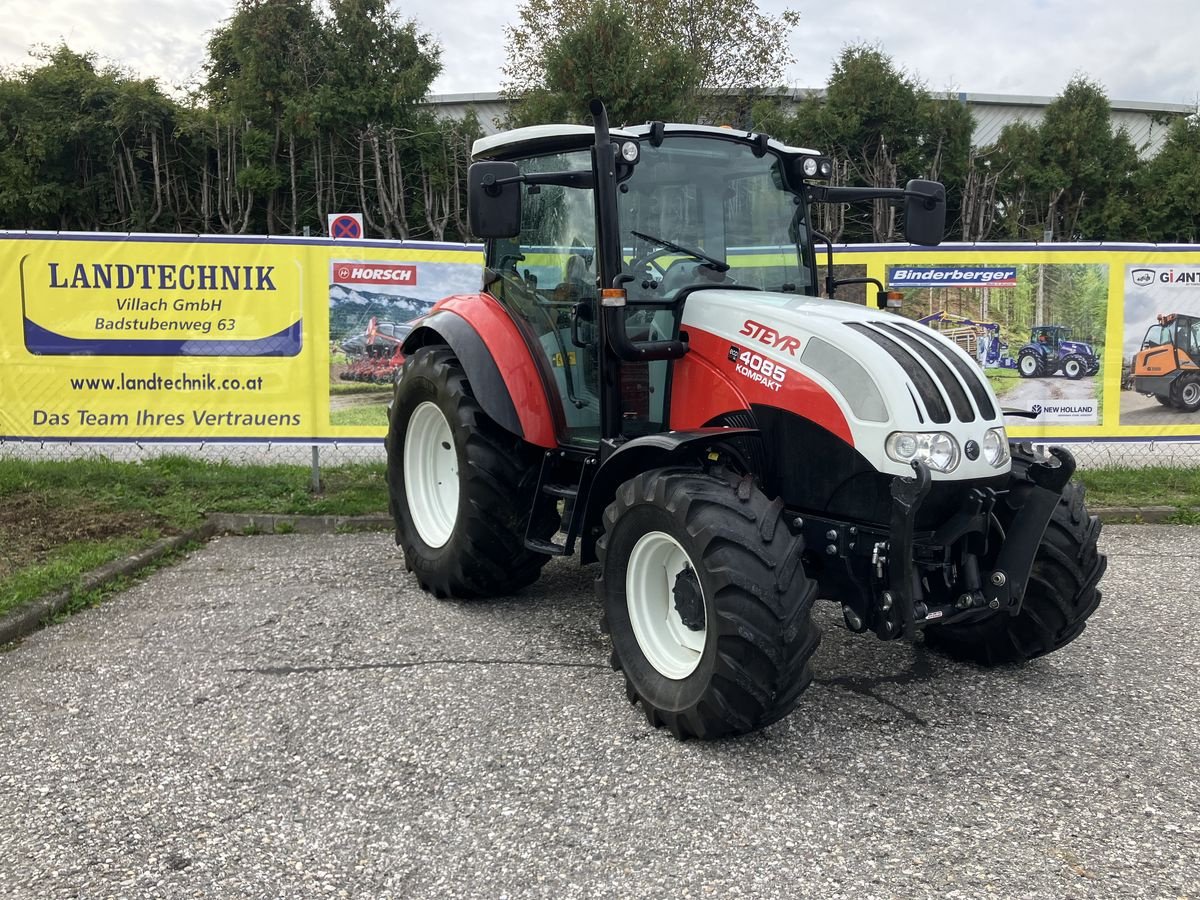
[{"x1": 3, "y1": 232, "x2": 1199, "y2": 472}]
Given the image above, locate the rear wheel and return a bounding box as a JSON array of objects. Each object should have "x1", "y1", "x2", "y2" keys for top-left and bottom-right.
[
  {"x1": 1172, "y1": 373, "x2": 1200, "y2": 412},
  {"x1": 386, "y1": 345, "x2": 558, "y2": 598},
  {"x1": 597, "y1": 467, "x2": 820, "y2": 739},
  {"x1": 924, "y1": 467, "x2": 1106, "y2": 666},
  {"x1": 1018, "y1": 351, "x2": 1041, "y2": 378}
]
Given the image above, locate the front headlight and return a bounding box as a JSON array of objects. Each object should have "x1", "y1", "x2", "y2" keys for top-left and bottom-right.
[
  {"x1": 885, "y1": 431, "x2": 961, "y2": 473},
  {"x1": 982, "y1": 427, "x2": 1010, "y2": 468}
]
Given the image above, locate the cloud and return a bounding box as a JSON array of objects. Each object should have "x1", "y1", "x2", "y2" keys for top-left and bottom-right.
[{"x1": 0, "y1": 0, "x2": 1195, "y2": 104}]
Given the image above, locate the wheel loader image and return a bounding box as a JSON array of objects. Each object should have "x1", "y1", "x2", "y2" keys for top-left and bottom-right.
[
  {"x1": 1015, "y1": 325, "x2": 1100, "y2": 379},
  {"x1": 1132, "y1": 313, "x2": 1200, "y2": 412},
  {"x1": 385, "y1": 102, "x2": 1107, "y2": 739}
]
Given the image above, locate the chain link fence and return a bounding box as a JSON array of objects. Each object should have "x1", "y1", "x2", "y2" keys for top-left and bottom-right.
[{"x1": 2, "y1": 436, "x2": 1197, "y2": 472}]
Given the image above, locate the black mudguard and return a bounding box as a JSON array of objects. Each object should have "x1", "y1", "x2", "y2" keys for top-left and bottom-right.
[{"x1": 578, "y1": 428, "x2": 759, "y2": 564}]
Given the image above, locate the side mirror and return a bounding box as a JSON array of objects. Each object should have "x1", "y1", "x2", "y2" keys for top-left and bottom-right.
[
  {"x1": 903, "y1": 179, "x2": 946, "y2": 246},
  {"x1": 468, "y1": 161, "x2": 522, "y2": 238}
]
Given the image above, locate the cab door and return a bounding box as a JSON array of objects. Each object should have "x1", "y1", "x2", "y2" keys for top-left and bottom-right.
[{"x1": 486, "y1": 149, "x2": 603, "y2": 446}]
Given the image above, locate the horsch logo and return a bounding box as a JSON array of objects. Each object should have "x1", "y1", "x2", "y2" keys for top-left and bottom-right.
[{"x1": 333, "y1": 263, "x2": 417, "y2": 285}]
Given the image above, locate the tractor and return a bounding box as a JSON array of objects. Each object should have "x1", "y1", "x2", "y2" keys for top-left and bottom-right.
[
  {"x1": 1133, "y1": 313, "x2": 1200, "y2": 412},
  {"x1": 384, "y1": 102, "x2": 1106, "y2": 740},
  {"x1": 1015, "y1": 325, "x2": 1100, "y2": 379}
]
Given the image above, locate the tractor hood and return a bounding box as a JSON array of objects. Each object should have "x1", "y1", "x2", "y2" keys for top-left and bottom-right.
[
  {"x1": 679, "y1": 289, "x2": 1010, "y2": 480},
  {"x1": 1061, "y1": 339, "x2": 1094, "y2": 356}
]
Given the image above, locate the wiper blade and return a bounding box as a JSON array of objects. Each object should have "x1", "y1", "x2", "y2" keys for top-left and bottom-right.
[{"x1": 630, "y1": 230, "x2": 729, "y2": 272}]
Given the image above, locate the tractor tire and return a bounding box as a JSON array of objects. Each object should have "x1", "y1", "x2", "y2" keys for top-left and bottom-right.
[
  {"x1": 1018, "y1": 351, "x2": 1042, "y2": 378},
  {"x1": 1085, "y1": 361, "x2": 1100, "y2": 377},
  {"x1": 1155, "y1": 394, "x2": 1174, "y2": 407},
  {"x1": 386, "y1": 345, "x2": 558, "y2": 599},
  {"x1": 923, "y1": 463, "x2": 1106, "y2": 666},
  {"x1": 1062, "y1": 355, "x2": 1086, "y2": 380},
  {"x1": 1172, "y1": 373, "x2": 1200, "y2": 413},
  {"x1": 597, "y1": 467, "x2": 821, "y2": 739}
]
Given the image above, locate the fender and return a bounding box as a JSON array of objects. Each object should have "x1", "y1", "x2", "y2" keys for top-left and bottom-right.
[
  {"x1": 579, "y1": 427, "x2": 759, "y2": 564},
  {"x1": 401, "y1": 294, "x2": 558, "y2": 448}
]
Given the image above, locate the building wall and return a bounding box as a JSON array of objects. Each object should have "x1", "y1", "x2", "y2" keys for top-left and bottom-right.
[{"x1": 426, "y1": 90, "x2": 1192, "y2": 157}]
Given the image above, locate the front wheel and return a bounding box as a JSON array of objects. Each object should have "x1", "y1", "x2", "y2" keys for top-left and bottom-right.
[
  {"x1": 1062, "y1": 355, "x2": 1085, "y2": 380},
  {"x1": 597, "y1": 468, "x2": 821, "y2": 739},
  {"x1": 385, "y1": 345, "x2": 558, "y2": 599},
  {"x1": 924, "y1": 471, "x2": 1106, "y2": 666},
  {"x1": 1172, "y1": 373, "x2": 1200, "y2": 412}
]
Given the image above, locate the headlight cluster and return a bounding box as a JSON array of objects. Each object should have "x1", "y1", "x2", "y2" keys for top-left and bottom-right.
[{"x1": 886, "y1": 427, "x2": 1009, "y2": 473}]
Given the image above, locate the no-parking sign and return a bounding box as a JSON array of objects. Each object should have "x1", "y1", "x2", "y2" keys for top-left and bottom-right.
[{"x1": 327, "y1": 213, "x2": 364, "y2": 240}]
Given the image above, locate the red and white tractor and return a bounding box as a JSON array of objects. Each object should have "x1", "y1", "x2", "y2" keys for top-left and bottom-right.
[{"x1": 385, "y1": 102, "x2": 1106, "y2": 739}]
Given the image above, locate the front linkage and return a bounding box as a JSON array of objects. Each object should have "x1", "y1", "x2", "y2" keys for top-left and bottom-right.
[{"x1": 793, "y1": 442, "x2": 1077, "y2": 642}]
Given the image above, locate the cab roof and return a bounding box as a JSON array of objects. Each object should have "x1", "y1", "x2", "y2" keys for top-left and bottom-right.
[{"x1": 472, "y1": 122, "x2": 821, "y2": 161}]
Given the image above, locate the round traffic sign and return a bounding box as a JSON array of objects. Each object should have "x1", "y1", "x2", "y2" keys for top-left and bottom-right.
[{"x1": 330, "y1": 215, "x2": 362, "y2": 239}]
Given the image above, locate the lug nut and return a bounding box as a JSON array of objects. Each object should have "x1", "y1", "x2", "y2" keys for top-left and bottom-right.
[
  {"x1": 990, "y1": 571, "x2": 1007, "y2": 587},
  {"x1": 825, "y1": 544, "x2": 837, "y2": 556},
  {"x1": 792, "y1": 517, "x2": 804, "y2": 528},
  {"x1": 825, "y1": 529, "x2": 838, "y2": 541},
  {"x1": 956, "y1": 593, "x2": 973, "y2": 609},
  {"x1": 988, "y1": 598, "x2": 1001, "y2": 609},
  {"x1": 881, "y1": 591, "x2": 894, "y2": 611}
]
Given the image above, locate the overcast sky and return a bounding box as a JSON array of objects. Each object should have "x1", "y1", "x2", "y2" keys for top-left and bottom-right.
[{"x1": 0, "y1": 0, "x2": 1196, "y2": 106}]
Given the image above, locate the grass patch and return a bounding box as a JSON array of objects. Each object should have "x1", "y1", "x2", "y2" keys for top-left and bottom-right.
[
  {"x1": 330, "y1": 382, "x2": 393, "y2": 396},
  {"x1": 330, "y1": 405, "x2": 390, "y2": 427},
  {"x1": 984, "y1": 367, "x2": 1023, "y2": 394},
  {"x1": 0, "y1": 455, "x2": 389, "y2": 615},
  {"x1": 1076, "y1": 466, "x2": 1200, "y2": 512}
]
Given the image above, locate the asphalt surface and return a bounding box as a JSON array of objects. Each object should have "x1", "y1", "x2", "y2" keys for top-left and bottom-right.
[
  {"x1": 0, "y1": 526, "x2": 1197, "y2": 899},
  {"x1": 1120, "y1": 389, "x2": 1200, "y2": 425}
]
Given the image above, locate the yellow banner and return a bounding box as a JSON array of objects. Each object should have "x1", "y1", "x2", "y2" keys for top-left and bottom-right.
[{"x1": 2, "y1": 234, "x2": 1198, "y2": 443}]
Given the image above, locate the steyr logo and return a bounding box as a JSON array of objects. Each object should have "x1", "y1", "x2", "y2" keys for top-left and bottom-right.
[
  {"x1": 739, "y1": 319, "x2": 801, "y2": 355},
  {"x1": 1131, "y1": 269, "x2": 1155, "y2": 287}
]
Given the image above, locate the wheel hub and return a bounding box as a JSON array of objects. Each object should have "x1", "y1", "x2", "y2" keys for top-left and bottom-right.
[
  {"x1": 625, "y1": 531, "x2": 707, "y2": 680},
  {"x1": 672, "y1": 564, "x2": 705, "y2": 631}
]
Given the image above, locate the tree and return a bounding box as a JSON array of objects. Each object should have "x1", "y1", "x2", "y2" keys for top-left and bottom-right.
[
  {"x1": 1136, "y1": 112, "x2": 1200, "y2": 242},
  {"x1": 501, "y1": 0, "x2": 799, "y2": 124},
  {"x1": 754, "y1": 45, "x2": 973, "y2": 242},
  {"x1": 512, "y1": 0, "x2": 701, "y2": 127},
  {"x1": 990, "y1": 77, "x2": 1142, "y2": 241}
]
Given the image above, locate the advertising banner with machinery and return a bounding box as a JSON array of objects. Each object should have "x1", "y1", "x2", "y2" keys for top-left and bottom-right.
[{"x1": 2, "y1": 233, "x2": 1198, "y2": 444}]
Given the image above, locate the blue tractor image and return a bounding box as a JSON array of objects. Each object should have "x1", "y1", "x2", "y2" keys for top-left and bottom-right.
[{"x1": 1016, "y1": 325, "x2": 1100, "y2": 379}]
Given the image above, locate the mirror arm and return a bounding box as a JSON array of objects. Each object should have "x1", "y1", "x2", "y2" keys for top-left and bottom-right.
[{"x1": 812, "y1": 229, "x2": 837, "y2": 298}]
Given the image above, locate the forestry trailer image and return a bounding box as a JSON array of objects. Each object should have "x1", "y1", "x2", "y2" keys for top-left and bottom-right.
[{"x1": 385, "y1": 102, "x2": 1106, "y2": 740}]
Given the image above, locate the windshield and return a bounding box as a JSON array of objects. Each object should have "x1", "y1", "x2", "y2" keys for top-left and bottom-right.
[{"x1": 619, "y1": 136, "x2": 812, "y2": 300}]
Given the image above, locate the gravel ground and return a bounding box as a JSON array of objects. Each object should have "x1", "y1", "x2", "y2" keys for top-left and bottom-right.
[{"x1": 0, "y1": 526, "x2": 1196, "y2": 899}]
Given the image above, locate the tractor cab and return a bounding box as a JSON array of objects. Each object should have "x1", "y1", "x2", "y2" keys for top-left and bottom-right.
[
  {"x1": 1032, "y1": 325, "x2": 1068, "y2": 348},
  {"x1": 468, "y1": 108, "x2": 945, "y2": 451}
]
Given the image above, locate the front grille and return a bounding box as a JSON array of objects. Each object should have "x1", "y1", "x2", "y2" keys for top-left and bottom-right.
[
  {"x1": 892, "y1": 321, "x2": 997, "y2": 420},
  {"x1": 848, "y1": 320, "x2": 999, "y2": 425},
  {"x1": 846, "y1": 323, "x2": 951, "y2": 424},
  {"x1": 875, "y1": 323, "x2": 975, "y2": 422}
]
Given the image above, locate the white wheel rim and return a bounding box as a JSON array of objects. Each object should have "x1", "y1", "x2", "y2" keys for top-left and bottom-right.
[
  {"x1": 1021, "y1": 356, "x2": 1037, "y2": 375},
  {"x1": 626, "y1": 531, "x2": 706, "y2": 680},
  {"x1": 1183, "y1": 382, "x2": 1200, "y2": 405},
  {"x1": 1066, "y1": 360, "x2": 1080, "y2": 376},
  {"x1": 404, "y1": 401, "x2": 459, "y2": 548}
]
